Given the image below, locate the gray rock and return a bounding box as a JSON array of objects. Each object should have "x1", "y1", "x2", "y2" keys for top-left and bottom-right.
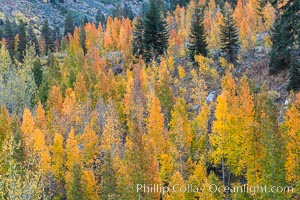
[{"x1": 206, "y1": 91, "x2": 216, "y2": 103}]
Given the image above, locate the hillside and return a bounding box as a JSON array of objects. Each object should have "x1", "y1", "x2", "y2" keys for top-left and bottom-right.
[
  {"x1": 0, "y1": 0, "x2": 299, "y2": 199},
  {"x1": 0, "y1": 0, "x2": 146, "y2": 29}
]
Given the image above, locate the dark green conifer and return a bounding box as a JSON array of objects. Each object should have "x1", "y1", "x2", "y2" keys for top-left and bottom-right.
[
  {"x1": 220, "y1": 5, "x2": 239, "y2": 64},
  {"x1": 17, "y1": 20, "x2": 27, "y2": 62},
  {"x1": 4, "y1": 19, "x2": 14, "y2": 59},
  {"x1": 287, "y1": 61, "x2": 300, "y2": 91},
  {"x1": 187, "y1": 5, "x2": 208, "y2": 62},
  {"x1": 33, "y1": 58, "x2": 43, "y2": 88},
  {"x1": 95, "y1": 9, "x2": 106, "y2": 28},
  {"x1": 41, "y1": 20, "x2": 54, "y2": 54},
  {"x1": 269, "y1": 0, "x2": 299, "y2": 74},
  {"x1": 143, "y1": 0, "x2": 169, "y2": 63},
  {"x1": 64, "y1": 12, "x2": 75, "y2": 36},
  {"x1": 27, "y1": 24, "x2": 40, "y2": 55},
  {"x1": 79, "y1": 21, "x2": 87, "y2": 55},
  {"x1": 132, "y1": 16, "x2": 144, "y2": 58}
]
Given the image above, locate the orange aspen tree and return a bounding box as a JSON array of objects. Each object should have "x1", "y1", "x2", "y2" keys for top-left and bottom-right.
[
  {"x1": 111, "y1": 18, "x2": 121, "y2": 50},
  {"x1": 85, "y1": 22, "x2": 98, "y2": 51},
  {"x1": 32, "y1": 128, "x2": 51, "y2": 174},
  {"x1": 21, "y1": 108, "x2": 35, "y2": 156},
  {"x1": 74, "y1": 72, "x2": 88, "y2": 103},
  {"x1": 147, "y1": 96, "x2": 165, "y2": 156},
  {"x1": 104, "y1": 17, "x2": 113, "y2": 51}
]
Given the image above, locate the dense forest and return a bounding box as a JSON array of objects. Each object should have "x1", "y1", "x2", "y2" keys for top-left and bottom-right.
[{"x1": 0, "y1": 0, "x2": 299, "y2": 199}]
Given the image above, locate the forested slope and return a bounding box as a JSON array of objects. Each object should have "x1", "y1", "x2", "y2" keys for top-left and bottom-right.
[{"x1": 0, "y1": 0, "x2": 299, "y2": 199}]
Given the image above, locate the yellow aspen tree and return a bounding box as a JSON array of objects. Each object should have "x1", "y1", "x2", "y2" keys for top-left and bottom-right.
[
  {"x1": 80, "y1": 125, "x2": 100, "y2": 167},
  {"x1": 210, "y1": 93, "x2": 229, "y2": 184},
  {"x1": 32, "y1": 128, "x2": 51, "y2": 174},
  {"x1": 187, "y1": 158, "x2": 216, "y2": 200},
  {"x1": 140, "y1": 136, "x2": 161, "y2": 200},
  {"x1": 47, "y1": 86, "x2": 63, "y2": 126},
  {"x1": 101, "y1": 100, "x2": 122, "y2": 153},
  {"x1": 74, "y1": 72, "x2": 88, "y2": 103},
  {"x1": 82, "y1": 169, "x2": 99, "y2": 200},
  {"x1": 284, "y1": 92, "x2": 300, "y2": 184},
  {"x1": 166, "y1": 171, "x2": 185, "y2": 200},
  {"x1": 233, "y1": 0, "x2": 243, "y2": 28},
  {"x1": 190, "y1": 69, "x2": 208, "y2": 108},
  {"x1": 35, "y1": 102, "x2": 47, "y2": 131},
  {"x1": 237, "y1": 77, "x2": 255, "y2": 174},
  {"x1": 85, "y1": 22, "x2": 98, "y2": 51},
  {"x1": 65, "y1": 128, "x2": 81, "y2": 171},
  {"x1": 191, "y1": 103, "x2": 210, "y2": 162},
  {"x1": 169, "y1": 97, "x2": 192, "y2": 175},
  {"x1": 0, "y1": 105, "x2": 10, "y2": 151},
  {"x1": 50, "y1": 132, "x2": 65, "y2": 181},
  {"x1": 62, "y1": 88, "x2": 77, "y2": 130},
  {"x1": 262, "y1": 2, "x2": 276, "y2": 31},
  {"x1": 65, "y1": 129, "x2": 82, "y2": 199}
]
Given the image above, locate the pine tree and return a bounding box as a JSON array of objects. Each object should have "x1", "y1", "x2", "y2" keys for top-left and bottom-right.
[
  {"x1": 269, "y1": 0, "x2": 299, "y2": 74},
  {"x1": 287, "y1": 60, "x2": 300, "y2": 91},
  {"x1": 143, "y1": 0, "x2": 169, "y2": 62},
  {"x1": 64, "y1": 12, "x2": 75, "y2": 36},
  {"x1": 95, "y1": 9, "x2": 106, "y2": 28},
  {"x1": 220, "y1": 4, "x2": 239, "y2": 64},
  {"x1": 33, "y1": 58, "x2": 43, "y2": 88},
  {"x1": 187, "y1": 5, "x2": 208, "y2": 62},
  {"x1": 132, "y1": 16, "x2": 144, "y2": 58},
  {"x1": 27, "y1": 24, "x2": 40, "y2": 55},
  {"x1": 4, "y1": 19, "x2": 14, "y2": 59},
  {"x1": 41, "y1": 20, "x2": 54, "y2": 54},
  {"x1": 17, "y1": 20, "x2": 27, "y2": 62},
  {"x1": 79, "y1": 21, "x2": 87, "y2": 55}
]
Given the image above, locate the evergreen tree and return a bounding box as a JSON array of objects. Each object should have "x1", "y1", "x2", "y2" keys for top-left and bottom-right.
[
  {"x1": 95, "y1": 9, "x2": 106, "y2": 27},
  {"x1": 143, "y1": 0, "x2": 169, "y2": 63},
  {"x1": 170, "y1": 0, "x2": 190, "y2": 10},
  {"x1": 17, "y1": 20, "x2": 27, "y2": 62},
  {"x1": 287, "y1": 60, "x2": 300, "y2": 91},
  {"x1": 41, "y1": 20, "x2": 54, "y2": 54},
  {"x1": 132, "y1": 16, "x2": 144, "y2": 58},
  {"x1": 187, "y1": 5, "x2": 208, "y2": 62},
  {"x1": 79, "y1": 21, "x2": 87, "y2": 55},
  {"x1": 269, "y1": 0, "x2": 299, "y2": 74},
  {"x1": 64, "y1": 12, "x2": 75, "y2": 36},
  {"x1": 27, "y1": 24, "x2": 40, "y2": 55},
  {"x1": 83, "y1": 16, "x2": 89, "y2": 25},
  {"x1": 33, "y1": 58, "x2": 43, "y2": 88},
  {"x1": 220, "y1": 4, "x2": 239, "y2": 64},
  {"x1": 4, "y1": 19, "x2": 14, "y2": 59}
]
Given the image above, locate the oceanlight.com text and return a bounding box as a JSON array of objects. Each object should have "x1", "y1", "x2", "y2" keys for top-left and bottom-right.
[{"x1": 136, "y1": 184, "x2": 294, "y2": 195}]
